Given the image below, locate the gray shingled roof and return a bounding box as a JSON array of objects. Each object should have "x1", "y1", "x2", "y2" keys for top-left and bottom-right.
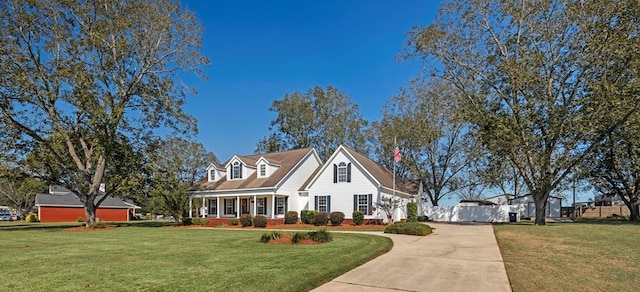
[
  {"x1": 190, "y1": 148, "x2": 318, "y2": 192},
  {"x1": 35, "y1": 193, "x2": 134, "y2": 209}
]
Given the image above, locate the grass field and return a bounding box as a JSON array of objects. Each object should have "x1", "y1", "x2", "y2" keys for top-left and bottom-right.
[
  {"x1": 494, "y1": 219, "x2": 640, "y2": 292},
  {"x1": 0, "y1": 222, "x2": 392, "y2": 291}
]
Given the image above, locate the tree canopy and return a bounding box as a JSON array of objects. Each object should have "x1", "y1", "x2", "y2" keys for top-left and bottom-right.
[
  {"x1": 0, "y1": 0, "x2": 208, "y2": 225},
  {"x1": 404, "y1": 0, "x2": 639, "y2": 224},
  {"x1": 256, "y1": 85, "x2": 369, "y2": 161}
]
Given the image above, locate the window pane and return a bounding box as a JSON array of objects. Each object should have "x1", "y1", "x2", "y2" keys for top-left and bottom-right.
[{"x1": 337, "y1": 162, "x2": 347, "y2": 182}]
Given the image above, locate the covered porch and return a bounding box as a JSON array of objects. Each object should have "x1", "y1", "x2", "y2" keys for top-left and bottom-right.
[{"x1": 189, "y1": 194, "x2": 288, "y2": 219}]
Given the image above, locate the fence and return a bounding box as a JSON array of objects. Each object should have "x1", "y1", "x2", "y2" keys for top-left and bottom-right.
[
  {"x1": 577, "y1": 205, "x2": 630, "y2": 218},
  {"x1": 422, "y1": 205, "x2": 520, "y2": 223}
]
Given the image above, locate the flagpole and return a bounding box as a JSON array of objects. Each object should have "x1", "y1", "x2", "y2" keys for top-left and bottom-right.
[{"x1": 393, "y1": 136, "x2": 396, "y2": 200}]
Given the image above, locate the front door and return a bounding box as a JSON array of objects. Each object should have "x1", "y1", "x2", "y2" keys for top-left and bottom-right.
[{"x1": 241, "y1": 198, "x2": 250, "y2": 215}]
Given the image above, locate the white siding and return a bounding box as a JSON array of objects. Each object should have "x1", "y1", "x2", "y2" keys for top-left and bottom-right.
[
  {"x1": 276, "y1": 151, "x2": 321, "y2": 214},
  {"x1": 308, "y1": 150, "x2": 381, "y2": 219},
  {"x1": 510, "y1": 195, "x2": 562, "y2": 218}
]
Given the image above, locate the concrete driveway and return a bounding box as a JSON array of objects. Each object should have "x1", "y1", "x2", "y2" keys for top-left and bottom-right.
[{"x1": 312, "y1": 223, "x2": 511, "y2": 292}]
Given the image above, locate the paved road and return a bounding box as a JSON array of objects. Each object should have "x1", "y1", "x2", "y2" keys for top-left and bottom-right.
[{"x1": 312, "y1": 223, "x2": 512, "y2": 292}]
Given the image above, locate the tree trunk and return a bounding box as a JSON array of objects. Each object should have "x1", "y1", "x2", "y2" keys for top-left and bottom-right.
[
  {"x1": 84, "y1": 199, "x2": 97, "y2": 227},
  {"x1": 628, "y1": 202, "x2": 639, "y2": 222},
  {"x1": 533, "y1": 189, "x2": 550, "y2": 226}
]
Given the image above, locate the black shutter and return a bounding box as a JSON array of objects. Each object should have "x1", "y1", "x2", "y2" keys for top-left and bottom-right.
[
  {"x1": 285, "y1": 197, "x2": 288, "y2": 213},
  {"x1": 368, "y1": 194, "x2": 373, "y2": 215},
  {"x1": 333, "y1": 164, "x2": 337, "y2": 183},
  {"x1": 353, "y1": 195, "x2": 358, "y2": 212},
  {"x1": 327, "y1": 196, "x2": 331, "y2": 213},
  {"x1": 239, "y1": 164, "x2": 243, "y2": 178},
  {"x1": 347, "y1": 163, "x2": 351, "y2": 182},
  {"x1": 314, "y1": 196, "x2": 319, "y2": 211}
]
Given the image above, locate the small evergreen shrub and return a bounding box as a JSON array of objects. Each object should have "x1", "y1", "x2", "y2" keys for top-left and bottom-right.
[
  {"x1": 182, "y1": 217, "x2": 193, "y2": 225},
  {"x1": 25, "y1": 213, "x2": 38, "y2": 223},
  {"x1": 240, "y1": 214, "x2": 253, "y2": 227},
  {"x1": 197, "y1": 218, "x2": 209, "y2": 226},
  {"x1": 407, "y1": 202, "x2": 418, "y2": 223},
  {"x1": 308, "y1": 228, "x2": 333, "y2": 243},
  {"x1": 329, "y1": 211, "x2": 345, "y2": 226},
  {"x1": 417, "y1": 215, "x2": 428, "y2": 222},
  {"x1": 253, "y1": 215, "x2": 267, "y2": 227},
  {"x1": 260, "y1": 231, "x2": 281, "y2": 243},
  {"x1": 314, "y1": 212, "x2": 329, "y2": 226},
  {"x1": 230, "y1": 218, "x2": 239, "y2": 226},
  {"x1": 218, "y1": 223, "x2": 228, "y2": 227},
  {"x1": 76, "y1": 216, "x2": 84, "y2": 223},
  {"x1": 89, "y1": 221, "x2": 107, "y2": 229},
  {"x1": 301, "y1": 210, "x2": 317, "y2": 224},
  {"x1": 384, "y1": 222, "x2": 432, "y2": 236},
  {"x1": 291, "y1": 232, "x2": 309, "y2": 244},
  {"x1": 284, "y1": 211, "x2": 299, "y2": 224},
  {"x1": 144, "y1": 214, "x2": 153, "y2": 220},
  {"x1": 352, "y1": 210, "x2": 365, "y2": 225}
]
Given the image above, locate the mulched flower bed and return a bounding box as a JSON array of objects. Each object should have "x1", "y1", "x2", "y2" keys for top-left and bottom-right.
[{"x1": 267, "y1": 234, "x2": 318, "y2": 245}]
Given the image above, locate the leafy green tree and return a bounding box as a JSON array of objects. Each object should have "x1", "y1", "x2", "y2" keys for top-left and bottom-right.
[
  {"x1": 257, "y1": 85, "x2": 369, "y2": 160},
  {"x1": 581, "y1": 1, "x2": 640, "y2": 221},
  {"x1": 0, "y1": 166, "x2": 47, "y2": 218},
  {"x1": 404, "y1": 0, "x2": 638, "y2": 224},
  {"x1": 0, "y1": 0, "x2": 208, "y2": 226},
  {"x1": 146, "y1": 137, "x2": 217, "y2": 222},
  {"x1": 370, "y1": 78, "x2": 476, "y2": 206}
]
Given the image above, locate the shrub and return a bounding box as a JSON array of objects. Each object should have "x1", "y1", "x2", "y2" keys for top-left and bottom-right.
[
  {"x1": 301, "y1": 210, "x2": 317, "y2": 224},
  {"x1": 25, "y1": 213, "x2": 38, "y2": 223},
  {"x1": 284, "y1": 211, "x2": 299, "y2": 224},
  {"x1": 417, "y1": 215, "x2": 428, "y2": 222},
  {"x1": 260, "y1": 231, "x2": 281, "y2": 243},
  {"x1": 144, "y1": 214, "x2": 153, "y2": 220},
  {"x1": 253, "y1": 215, "x2": 267, "y2": 227},
  {"x1": 407, "y1": 202, "x2": 418, "y2": 223},
  {"x1": 308, "y1": 228, "x2": 333, "y2": 243},
  {"x1": 196, "y1": 218, "x2": 209, "y2": 226},
  {"x1": 314, "y1": 212, "x2": 329, "y2": 226},
  {"x1": 239, "y1": 214, "x2": 253, "y2": 227},
  {"x1": 329, "y1": 211, "x2": 345, "y2": 226},
  {"x1": 218, "y1": 223, "x2": 228, "y2": 227},
  {"x1": 352, "y1": 210, "x2": 365, "y2": 225},
  {"x1": 89, "y1": 221, "x2": 107, "y2": 229},
  {"x1": 384, "y1": 222, "x2": 432, "y2": 236},
  {"x1": 182, "y1": 217, "x2": 193, "y2": 225},
  {"x1": 230, "y1": 218, "x2": 239, "y2": 226},
  {"x1": 76, "y1": 216, "x2": 84, "y2": 223},
  {"x1": 291, "y1": 232, "x2": 309, "y2": 244}
]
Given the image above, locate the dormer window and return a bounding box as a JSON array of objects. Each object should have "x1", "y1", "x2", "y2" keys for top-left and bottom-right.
[
  {"x1": 209, "y1": 169, "x2": 215, "y2": 182},
  {"x1": 259, "y1": 164, "x2": 266, "y2": 177},
  {"x1": 232, "y1": 161, "x2": 242, "y2": 179}
]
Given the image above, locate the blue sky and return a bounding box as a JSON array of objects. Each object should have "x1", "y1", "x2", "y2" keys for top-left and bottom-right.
[{"x1": 180, "y1": 0, "x2": 440, "y2": 160}]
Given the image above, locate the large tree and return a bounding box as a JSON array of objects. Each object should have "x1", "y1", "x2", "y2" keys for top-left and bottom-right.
[
  {"x1": 370, "y1": 78, "x2": 476, "y2": 206},
  {"x1": 0, "y1": 0, "x2": 208, "y2": 226},
  {"x1": 582, "y1": 1, "x2": 640, "y2": 221},
  {"x1": 145, "y1": 137, "x2": 217, "y2": 222},
  {"x1": 405, "y1": 0, "x2": 636, "y2": 224},
  {"x1": 256, "y1": 85, "x2": 369, "y2": 161},
  {"x1": 0, "y1": 166, "x2": 47, "y2": 218}
]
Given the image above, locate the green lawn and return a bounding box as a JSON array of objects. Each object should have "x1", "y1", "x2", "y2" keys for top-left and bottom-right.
[
  {"x1": 494, "y1": 220, "x2": 640, "y2": 292},
  {"x1": 0, "y1": 222, "x2": 392, "y2": 291}
]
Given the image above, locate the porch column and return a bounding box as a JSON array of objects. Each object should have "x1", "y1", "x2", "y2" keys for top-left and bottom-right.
[
  {"x1": 236, "y1": 195, "x2": 240, "y2": 218},
  {"x1": 202, "y1": 197, "x2": 206, "y2": 218},
  {"x1": 189, "y1": 197, "x2": 193, "y2": 218},
  {"x1": 271, "y1": 195, "x2": 276, "y2": 219},
  {"x1": 253, "y1": 195, "x2": 257, "y2": 216},
  {"x1": 216, "y1": 196, "x2": 220, "y2": 218}
]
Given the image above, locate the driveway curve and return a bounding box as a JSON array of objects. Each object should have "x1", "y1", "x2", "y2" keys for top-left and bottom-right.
[{"x1": 312, "y1": 222, "x2": 511, "y2": 292}]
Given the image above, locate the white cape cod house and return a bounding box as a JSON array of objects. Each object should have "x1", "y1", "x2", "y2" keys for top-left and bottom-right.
[{"x1": 189, "y1": 145, "x2": 415, "y2": 223}]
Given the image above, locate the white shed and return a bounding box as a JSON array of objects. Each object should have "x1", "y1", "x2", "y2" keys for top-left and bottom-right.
[{"x1": 509, "y1": 194, "x2": 562, "y2": 218}]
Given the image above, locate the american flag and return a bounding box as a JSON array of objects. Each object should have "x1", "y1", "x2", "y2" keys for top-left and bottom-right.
[{"x1": 394, "y1": 146, "x2": 402, "y2": 163}]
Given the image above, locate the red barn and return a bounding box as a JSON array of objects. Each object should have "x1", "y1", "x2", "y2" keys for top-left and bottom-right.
[{"x1": 35, "y1": 190, "x2": 138, "y2": 223}]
